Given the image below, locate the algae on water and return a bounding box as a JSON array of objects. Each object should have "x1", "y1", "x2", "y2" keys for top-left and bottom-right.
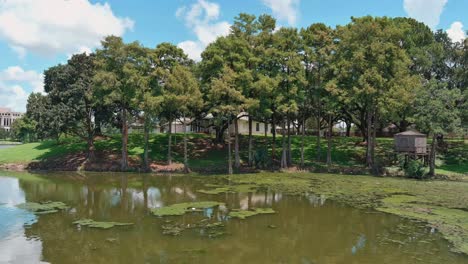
[
  {"x1": 151, "y1": 201, "x2": 224, "y2": 217},
  {"x1": 197, "y1": 184, "x2": 257, "y2": 195},
  {"x1": 161, "y1": 220, "x2": 227, "y2": 238},
  {"x1": 73, "y1": 219, "x2": 134, "y2": 229},
  {"x1": 229, "y1": 208, "x2": 276, "y2": 219},
  {"x1": 17, "y1": 201, "x2": 69, "y2": 214}
]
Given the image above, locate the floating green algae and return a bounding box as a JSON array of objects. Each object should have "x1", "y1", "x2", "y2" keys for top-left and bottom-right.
[
  {"x1": 223, "y1": 172, "x2": 468, "y2": 255},
  {"x1": 377, "y1": 194, "x2": 468, "y2": 255},
  {"x1": 73, "y1": 219, "x2": 134, "y2": 229},
  {"x1": 197, "y1": 184, "x2": 257, "y2": 194},
  {"x1": 161, "y1": 220, "x2": 227, "y2": 237},
  {"x1": 229, "y1": 208, "x2": 276, "y2": 219},
  {"x1": 161, "y1": 223, "x2": 185, "y2": 236},
  {"x1": 17, "y1": 201, "x2": 69, "y2": 214},
  {"x1": 151, "y1": 201, "x2": 224, "y2": 217}
]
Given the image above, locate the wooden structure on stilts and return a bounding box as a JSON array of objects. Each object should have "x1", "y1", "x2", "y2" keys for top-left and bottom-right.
[{"x1": 394, "y1": 130, "x2": 429, "y2": 165}]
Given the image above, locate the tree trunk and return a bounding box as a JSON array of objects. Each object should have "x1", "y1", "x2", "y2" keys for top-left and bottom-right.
[
  {"x1": 143, "y1": 117, "x2": 150, "y2": 172},
  {"x1": 366, "y1": 110, "x2": 373, "y2": 169},
  {"x1": 300, "y1": 116, "x2": 305, "y2": 167},
  {"x1": 248, "y1": 116, "x2": 253, "y2": 166},
  {"x1": 227, "y1": 116, "x2": 233, "y2": 175},
  {"x1": 316, "y1": 115, "x2": 321, "y2": 161},
  {"x1": 86, "y1": 135, "x2": 95, "y2": 161},
  {"x1": 345, "y1": 121, "x2": 352, "y2": 137},
  {"x1": 234, "y1": 117, "x2": 240, "y2": 169},
  {"x1": 429, "y1": 134, "x2": 437, "y2": 176},
  {"x1": 271, "y1": 118, "x2": 276, "y2": 160},
  {"x1": 326, "y1": 115, "x2": 332, "y2": 167},
  {"x1": 183, "y1": 115, "x2": 190, "y2": 173},
  {"x1": 86, "y1": 111, "x2": 95, "y2": 161},
  {"x1": 371, "y1": 111, "x2": 377, "y2": 174},
  {"x1": 281, "y1": 121, "x2": 287, "y2": 169},
  {"x1": 167, "y1": 118, "x2": 172, "y2": 165},
  {"x1": 359, "y1": 123, "x2": 367, "y2": 142},
  {"x1": 287, "y1": 116, "x2": 292, "y2": 166},
  {"x1": 121, "y1": 108, "x2": 128, "y2": 171}
]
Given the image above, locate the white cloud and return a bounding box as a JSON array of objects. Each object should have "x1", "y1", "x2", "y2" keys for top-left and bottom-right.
[
  {"x1": 0, "y1": 0, "x2": 134, "y2": 58},
  {"x1": 447, "y1": 21, "x2": 466, "y2": 43},
  {"x1": 262, "y1": 0, "x2": 300, "y2": 26},
  {"x1": 403, "y1": 0, "x2": 447, "y2": 28},
  {"x1": 0, "y1": 83, "x2": 29, "y2": 112},
  {"x1": 178, "y1": 40, "x2": 206, "y2": 61},
  {"x1": 176, "y1": 0, "x2": 231, "y2": 61},
  {"x1": 0, "y1": 66, "x2": 44, "y2": 112}
]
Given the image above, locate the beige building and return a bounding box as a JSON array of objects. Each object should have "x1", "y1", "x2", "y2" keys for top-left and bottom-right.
[
  {"x1": 0, "y1": 107, "x2": 24, "y2": 132},
  {"x1": 155, "y1": 113, "x2": 273, "y2": 135}
]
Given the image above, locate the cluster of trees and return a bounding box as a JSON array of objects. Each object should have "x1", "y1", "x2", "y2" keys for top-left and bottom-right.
[{"x1": 16, "y1": 14, "x2": 466, "y2": 175}]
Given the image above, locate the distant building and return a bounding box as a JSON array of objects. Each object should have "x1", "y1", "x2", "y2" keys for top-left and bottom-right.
[
  {"x1": 150, "y1": 112, "x2": 274, "y2": 136},
  {"x1": 0, "y1": 107, "x2": 24, "y2": 132}
]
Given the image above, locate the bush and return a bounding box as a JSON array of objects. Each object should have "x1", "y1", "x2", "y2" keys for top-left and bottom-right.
[
  {"x1": 254, "y1": 148, "x2": 270, "y2": 169},
  {"x1": 403, "y1": 159, "x2": 427, "y2": 179}
]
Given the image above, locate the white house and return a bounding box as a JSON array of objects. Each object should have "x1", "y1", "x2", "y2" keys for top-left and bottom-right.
[{"x1": 155, "y1": 112, "x2": 273, "y2": 136}]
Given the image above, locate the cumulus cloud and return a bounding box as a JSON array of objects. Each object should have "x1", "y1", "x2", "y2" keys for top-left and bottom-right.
[
  {"x1": 262, "y1": 0, "x2": 300, "y2": 26},
  {"x1": 0, "y1": 0, "x2": 134, "y2": 58},
  {"x1": 0, "y1": 66, "x2": 44, "y2": 112},
  {"x1": 403, "y1": 0, "x2": 447, "y2": 28},
  {"x1": 176, "y1": 0, "x2": 231, "y2": 61},
  {"x1": 447, "y1": 21, "x2": 466, "y2": 43}
]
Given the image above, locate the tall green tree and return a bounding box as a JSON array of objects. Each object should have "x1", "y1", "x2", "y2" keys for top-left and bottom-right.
[
  {"x1": 207, "y1": 66, "x2": 248, "y2": 174},
  {"x1": 164, "y1": 65, "x2": 203, "y2": 172},
  {"x1": 328, "y1": 17, "x2": 419, "y2": 172},
  {"x1": 154, "y1": 43, "x2": 192, "y2": 165},
  {"x1": 26, "y1": 92, "x2": 59, "y2": 140},
  {"x1": 44, "y1": 53, "x2": 98, "y2": 160},
  {"x1": 300, "y1": 23, "x2": 335, "y2": 163},
  {"x1": 94, "y1": 36, "x2": 147, "y2": 170},
  {"x1": 414, "y1": 80, "x2": 462, "y2": 176},
  {"x1": 272, "y1": 27, "x2": 305, "y2": 168}
]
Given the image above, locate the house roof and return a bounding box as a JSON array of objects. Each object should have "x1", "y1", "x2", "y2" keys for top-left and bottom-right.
[{"x1": 395, "y1": 130, "x2": 426, "y2": 136}]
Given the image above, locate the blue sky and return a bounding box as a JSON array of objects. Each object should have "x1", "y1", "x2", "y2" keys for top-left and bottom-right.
[{"x1": 0, "y1": 0, "x2": 467, "y2": 112}]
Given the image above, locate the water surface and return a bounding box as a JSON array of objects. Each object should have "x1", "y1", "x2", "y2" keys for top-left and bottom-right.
[
  {"x1": 0, "y1": 172, "x2": 466, "y2": 264},
  {"x1": 0, "y1": 144, "x2": 18, "y2": 150}
]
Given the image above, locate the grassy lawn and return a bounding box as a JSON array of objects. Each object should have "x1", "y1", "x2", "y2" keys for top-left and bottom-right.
[{"x1": 0, "y1": 133, "x2": 465, "y2": 175}]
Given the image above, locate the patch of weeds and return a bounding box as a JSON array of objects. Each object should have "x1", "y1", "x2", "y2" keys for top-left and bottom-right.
[
  {"x1": 197, "y1": 184, "x2": 257, "y2": 195},
  {"x1": 378, "y1": 195, "x2": 468, "y2": 255},
  {"x1": 105, "y1": 238, "x2": 118, "y2": 243},
  {"x1": 17, "y1": 201, "x2": 69, "y2": 214},
  {"x1": 161, "y1": 223, "x2": 185, "y2": 236},
  {"x1": 73, "y1": 219, "x2": 134, "y2": 229},
  {"x1": 229, "y1": 208, "x2": 276, "y2": 219},
  {"x1": 161, "y1": 220, "x2": 227, "y2": 238},
  {"x1": 151, "y1": 201, "x2": 224, "y2": 217}
]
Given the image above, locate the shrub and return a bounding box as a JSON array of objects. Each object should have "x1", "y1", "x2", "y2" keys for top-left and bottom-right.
[
  {"x1": 403, "y1": 159, "x2": 427, "y2": 179},
  {"x1": 254, "y1": 148, "x2": 270, "y2": 169}
]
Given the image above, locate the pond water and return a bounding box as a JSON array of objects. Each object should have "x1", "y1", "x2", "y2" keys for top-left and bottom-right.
[
  {"x1": 0, "y1": 144, "x2": 17, "y2": 149},
  {"x1": 0, "y1": 172, "x2": 466, "y2": 264}
]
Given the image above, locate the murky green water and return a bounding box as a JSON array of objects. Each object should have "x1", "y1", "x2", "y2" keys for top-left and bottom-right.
[{"x1": 0, "y1": 172, "x2": 466, "y2": 264}]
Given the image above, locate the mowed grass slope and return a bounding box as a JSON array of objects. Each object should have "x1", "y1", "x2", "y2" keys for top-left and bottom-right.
[{"x1": 0, "y1": 133, "x2": 466, "y2": 175}]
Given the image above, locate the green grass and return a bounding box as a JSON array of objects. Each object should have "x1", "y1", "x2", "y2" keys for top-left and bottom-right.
[{"x1": 0, "y1": 133, "x2": 465, "y2": 175}]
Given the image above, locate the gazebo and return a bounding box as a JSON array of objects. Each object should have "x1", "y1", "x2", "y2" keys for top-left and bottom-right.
[
  {"x1": 394, "y1": 130, "x2": 427, "y2": 154},
  {"x1": 394, "y1": 130, "x2": 428, "y2": 165}
]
